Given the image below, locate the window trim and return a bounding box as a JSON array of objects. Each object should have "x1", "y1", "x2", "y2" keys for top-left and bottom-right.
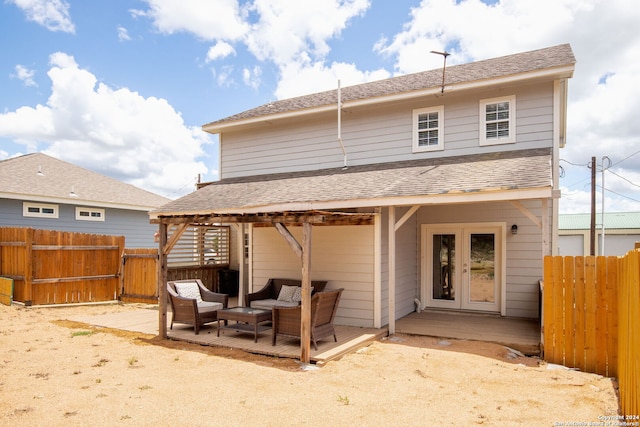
[
  {"x1": 23, "y1": 202, "x2": 59, "y2": 219},
  {"x1": 479, "y1": 95, "x2": 516, "y2": 146},
  {"x1": 412, "y1": 105, "x2": 445, "y2": 153},
  {"x1": 75, "y1": 207, "x2": 105, "y2": 222}
]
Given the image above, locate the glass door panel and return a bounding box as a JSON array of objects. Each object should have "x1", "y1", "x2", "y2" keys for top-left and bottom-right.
[
  {"x1": 468, "y1": 233, "x2": 495, "y2": 304},
  {"x1": 432, "y1": 234, "x2": 456, "y2": 301}
]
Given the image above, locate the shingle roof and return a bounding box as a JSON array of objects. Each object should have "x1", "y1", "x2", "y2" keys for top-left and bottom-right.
[
  {"x1": 153, "y1": 148, "x2": 552, "y2": 216},
  {"x1": 204, "y1": 44, "x2": 575, "y2": 130},
  {"x1": 0, "y1": 153, "x2": 170, "y2": 210}
]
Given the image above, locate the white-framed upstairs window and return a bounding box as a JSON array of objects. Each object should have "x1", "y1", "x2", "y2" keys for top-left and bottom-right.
[
  {"x1": 75, "y1": 207, "x2": 105, "y2": 221},
  {"x1": 413, "y1": 105, "x2": 444, "y2": 153},
  {"x1": 23, "y1": 202, "x2": 59, "y2": 218},
  {"x1": 479, "y1": 95, "x2": 516, "y2": 146}
]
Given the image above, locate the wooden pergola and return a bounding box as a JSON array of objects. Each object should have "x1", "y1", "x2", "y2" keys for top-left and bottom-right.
[{"x1": 152, "y1": 210, "x2": 375, "y2": 363}]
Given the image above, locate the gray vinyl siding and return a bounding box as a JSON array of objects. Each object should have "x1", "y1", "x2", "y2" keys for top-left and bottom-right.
[
  {"x1": 416, "y1": 200, "x2": 549, "y2": 319},
  {"x1": 0, "y1": 198, "x2": 157, "y2": 248},
  {"x1": 220, "y1": 81, "x2": 555, "y2": 179},
  {"x1": 379, "y1": 206, "x2": 418, "y2": 326},
  {"x1": 251, "y1": 225, "x2": 376, "y2": 327}
]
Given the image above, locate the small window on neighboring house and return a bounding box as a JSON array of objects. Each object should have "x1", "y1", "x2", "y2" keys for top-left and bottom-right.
[
  {"x1": 480, "y1": 95, "x2": 516, "y2": 145},
  {"x1": 75, "y1": 207, "x2": 105, "y2": 221},
  {"x1": 23, "y1": 202, "x2": 59, "y2": 218},
  {"x1": 413, "y1": 106, "x2": 444, "y2": 152}
]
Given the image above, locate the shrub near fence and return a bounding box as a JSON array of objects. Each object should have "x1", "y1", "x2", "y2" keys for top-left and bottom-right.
[{"x1": 543, "y1": 250, "x2": 639, "y2": 418}]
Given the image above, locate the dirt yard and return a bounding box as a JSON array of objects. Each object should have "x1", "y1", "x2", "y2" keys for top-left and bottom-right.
[{"x1": 0, "y1": 303, "x2": 620, "y2": 426}]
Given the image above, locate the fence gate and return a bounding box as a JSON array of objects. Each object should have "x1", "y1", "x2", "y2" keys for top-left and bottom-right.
[{"x1": 120, "y1": 248, "x2": 159, "y2": 304}]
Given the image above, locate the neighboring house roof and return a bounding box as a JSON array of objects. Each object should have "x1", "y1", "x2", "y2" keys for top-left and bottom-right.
[
  {"x1": 203, "y1": 44, "x2": 575, "y2": 133},
  {"x1": 0, "y1": 153, "x2": 170, "y2": 211},
  {"x1": 152, "y1": 148, "x2": 552, "y2": 218},
  {"x1": 559, "y1": 212, "x2": 640, "y2": 230}
]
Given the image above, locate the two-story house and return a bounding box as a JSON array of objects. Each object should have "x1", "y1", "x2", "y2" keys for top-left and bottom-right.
[{"x1": 151, "y1": 44, "x2": 575, "y2": 335}]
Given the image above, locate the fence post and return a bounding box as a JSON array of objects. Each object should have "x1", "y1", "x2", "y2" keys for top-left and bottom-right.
[{"x1": 25, "y1": 228, "x2": 34, "y2": 305}]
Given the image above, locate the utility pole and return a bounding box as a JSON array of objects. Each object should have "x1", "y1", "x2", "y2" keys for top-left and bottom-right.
[{"x1": 590, "y1": 156, "x2": 596, "y2": 256}]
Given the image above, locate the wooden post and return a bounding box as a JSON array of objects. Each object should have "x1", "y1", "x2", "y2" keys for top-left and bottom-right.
[
  {"x1": 158, "y1": 223, "x2": 168, "y2": 338},
  {"x1": 300, "y1": 222, "x2": 312, "y2": 364},
  {"x1": 388, "y1": 206, "x2": 396, "y2": 335},
  {"x1": 23, "y1": 228, "x2": 34, "y2": 306}
]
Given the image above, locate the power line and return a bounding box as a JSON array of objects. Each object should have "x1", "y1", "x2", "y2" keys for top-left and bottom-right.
[
  {"x1": 601, "y1": 185, "x2": 640, "y2": 203},
  {"x1": 607, "y1": 168, "x2": 640, "y2": 188},
  {"x1": 612, "y1": 148, "x2": 640, "y2": 167}
]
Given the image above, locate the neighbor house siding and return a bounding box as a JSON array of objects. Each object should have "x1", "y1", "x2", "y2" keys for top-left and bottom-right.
[
  {"x1": 219, "y1": 81, "x2": 555, "y2": 180},
  {"x1": 251, "y1": 225, "x2": 376, "y2": 327},
  {"x1": 0, "y1": 198, "x2": 157, "y2": 248},
  {"x1": 416, "y1": 200, "x2": 548, "y2": 318}
]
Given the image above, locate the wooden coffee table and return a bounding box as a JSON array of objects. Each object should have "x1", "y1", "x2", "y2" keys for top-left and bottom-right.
[{"x1": 217, "y1": 307, "x2": 272, "y2": 342}]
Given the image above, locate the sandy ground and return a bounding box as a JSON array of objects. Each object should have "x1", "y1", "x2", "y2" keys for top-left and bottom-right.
[{"x1": 0, "y1": 303, "x2": 620, "y2": 426}]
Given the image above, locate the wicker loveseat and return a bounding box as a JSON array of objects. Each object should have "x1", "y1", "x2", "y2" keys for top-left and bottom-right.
[
  {"x1": 167, "y1": 279, "x2": 229, "y2": 334},
  {"x1": 245, "y1": 278, "x2": 328, "y2": 310},
  {"x1": 272, "y1": 288, "x2": 344, "y2": 350}
]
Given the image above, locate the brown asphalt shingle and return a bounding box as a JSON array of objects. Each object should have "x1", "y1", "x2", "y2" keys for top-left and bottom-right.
[
  {"x1": 204, "y1": 44, "x2": 575, "y2": 129},
  {"x1": 153, "y1": 148, "x2": 552, "y2": 215}
]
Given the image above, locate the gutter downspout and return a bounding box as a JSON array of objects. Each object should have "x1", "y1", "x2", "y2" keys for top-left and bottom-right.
[{"x1": 337, "y1": 80, "x2": 348, "y2": 168}]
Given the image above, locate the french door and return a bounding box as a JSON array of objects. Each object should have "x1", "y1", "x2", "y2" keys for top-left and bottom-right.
[{"x1": 422, "y1": 223, "x2": 504, "y2": 313}]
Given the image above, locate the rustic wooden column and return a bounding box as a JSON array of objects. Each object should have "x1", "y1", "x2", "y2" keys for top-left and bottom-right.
[
  {"x1": 300, "y1": 222, "x2": 312, "y2": 363},
  {"x1": 274, "y1": 222, "x2": 313, "y2": 363},
  {"x1": 157, "y1": 223, "x2": 168, "y2": 338}
]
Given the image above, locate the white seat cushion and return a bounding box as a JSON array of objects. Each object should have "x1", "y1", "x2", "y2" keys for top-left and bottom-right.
[
  {"x1": 197, "y1": 301, "x2": 223, "y2": 313},
  {"x1": 250, "y1": 299, "x2": 298, "y2": 309}
]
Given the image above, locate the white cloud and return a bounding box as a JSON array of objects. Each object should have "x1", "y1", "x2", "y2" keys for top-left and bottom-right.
[
  {"x1": 242, "y1": 66, "x2": 262, "y2": 90},
  {"x1": 206, "y1": 41, "x2": 236, "y2": 62},
  {"x1": 134, "y1": 0, "x2": 249, "y2": 41},
  {"x1": 275, "y1": 60, "x2": 389, "y2": 99},
  {"x1": 12, "y1": 65, "x2": 37, "y2": 87},
  {"x1": 0, "y1": 53, "x2": 213, "y2": 198},
  {"x1": 117, "y1": 26, "x2": 131, "y2": 42},
  {"x1": 245, "y1": 0, "x2": 370, "y2": 66},
  {"x1": 212, "y1": 65, "x2": 236, "y2": 87},
  {"x1": 9, "y1": 0, "x2": 75, "y2": 33}
]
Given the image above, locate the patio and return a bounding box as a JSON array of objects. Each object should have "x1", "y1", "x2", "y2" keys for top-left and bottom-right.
[
  {"x1": 70, "y1": 304, "x2": 386, "y2": 365},
  {"x1": 70, "y1": 303, "x2": 541, "y2": 364}
]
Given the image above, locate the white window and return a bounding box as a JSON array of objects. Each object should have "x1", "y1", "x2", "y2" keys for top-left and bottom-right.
[
  {"x1": 479, "y1": 95, "x2": 516, "y2": 145},
  {"x1": 75, "y1": 207, "x2": 105, "y2": 221},
  {"x1": 23, "y1": 202, "x2": 59, "y2": 218},
  {"x1": 413, "y1": 106, "x2": 444, "y2": 152}
]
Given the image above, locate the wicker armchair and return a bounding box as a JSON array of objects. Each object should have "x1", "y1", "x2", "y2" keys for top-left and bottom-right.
[
  {"x1": 246, "y1": 278, "x2": 328, "y2": 310},
  {"x1": 167, "y1": 279, "x2": 229, "y2": 334},
  {"x1": 272, "y1": 288, "x2": 343, "y2": 350}
]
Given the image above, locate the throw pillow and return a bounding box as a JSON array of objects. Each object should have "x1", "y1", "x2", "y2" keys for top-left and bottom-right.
[
  {"x1": 277, "y1": 285, "x2": 297, "y2": 302},
  {"x1": 174, "y1": 281, "x2": 203, "y2": 303},
  {"x1": 291, "y1": 286, "x2": 314, "y2": 303}
]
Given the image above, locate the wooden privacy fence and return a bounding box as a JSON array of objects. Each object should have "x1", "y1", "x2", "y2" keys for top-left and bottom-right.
[
  {"x1": 0, "y1": 227, "x2": 124, "y2": 305},
  {"x1": 543, "y1": 249, "x2": 639, "y2": 417},
  {"x1": 617, "y1": 249, "x2": 639, "y2": 418},
  {"x1": 0, "y1": 277, "x2": 13, "y2": 305}
]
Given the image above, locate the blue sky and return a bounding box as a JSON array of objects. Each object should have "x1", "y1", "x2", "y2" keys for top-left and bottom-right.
[{"x1": 1, "y1": 0, "x2": 639, "y2": 214}]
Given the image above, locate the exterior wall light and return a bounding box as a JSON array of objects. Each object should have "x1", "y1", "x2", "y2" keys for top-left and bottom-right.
[{"x1": 511, "y1": 224, "x2": 518, "y2": 235}]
